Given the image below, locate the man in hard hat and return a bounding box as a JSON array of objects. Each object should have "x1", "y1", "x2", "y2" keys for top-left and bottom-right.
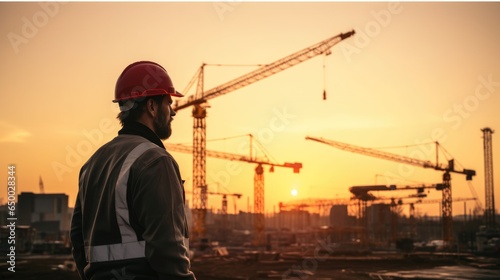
[{"x1": 70, "y1": 61, "x2": 196, "y2": 280}]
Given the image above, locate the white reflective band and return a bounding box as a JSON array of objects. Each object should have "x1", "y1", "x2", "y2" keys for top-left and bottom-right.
[
  {"x1": 85, "y1": 141, "x2": 158, "y2": 263},
  {"x1": 115, "y1": 142, "x2": 158, "y2": 243},
  {"x1": 86, "y1": 240, "x2": 146, "y2": 262}
]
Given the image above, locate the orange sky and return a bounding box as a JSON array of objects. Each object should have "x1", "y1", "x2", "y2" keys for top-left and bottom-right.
[{"x1": 1, "y1": 2, "x2": 500, "y2": 218}]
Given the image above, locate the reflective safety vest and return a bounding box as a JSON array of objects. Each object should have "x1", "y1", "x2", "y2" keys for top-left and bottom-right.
[
  {"x1": 75, "y1": 134, "x2": 190, "y2": 269},
  {"x1": 71, "y1": 121, "x2": 195, "y2": 280},
  {"x1": 81, "y1": 141, "x2": 157, "y2": 262}
]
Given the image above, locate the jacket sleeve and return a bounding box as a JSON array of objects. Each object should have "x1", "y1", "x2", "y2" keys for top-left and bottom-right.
[
  {"x1": 130, "y1": 155, "x2": 196, "y2": 280},
  {"x1": 70, "y1": 191, "x2": 88, "y2": 280}
]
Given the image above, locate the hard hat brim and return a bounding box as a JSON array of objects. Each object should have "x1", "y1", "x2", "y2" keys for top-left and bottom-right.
[
  {"x1": 112, "y1": 90, "x2": 184, "y2": 103},
  {"x1": 171, "y1": 90, "x2": 184, "y2": 97}
]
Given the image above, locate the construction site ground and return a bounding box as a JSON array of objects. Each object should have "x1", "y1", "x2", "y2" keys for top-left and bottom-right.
[
  {"x1": 1, "y1": 252, "x2": 499, "y2": 280},
  {"x1": 189, "y1": 252, "x2": 500, "y2": 279}
]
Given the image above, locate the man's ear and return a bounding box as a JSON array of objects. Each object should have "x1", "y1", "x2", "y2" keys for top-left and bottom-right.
[{"x1": 146, "y1": 99, "x2": 157, "y2": 117}]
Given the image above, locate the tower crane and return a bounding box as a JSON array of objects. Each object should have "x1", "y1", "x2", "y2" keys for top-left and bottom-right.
[
  {"x1": 172, "y1": 30, "x2": 355, "y2": 240},
  {"x1": 349, "y1": 183, "x2": 438, "y2": 239},
  {"x1": 349, "y1": 183, "x2": 442, "y2": 202},
  {"x1": 185, "y1": 189, "x2": 242, "y2": 243},
  {"x1": 166, "y1": 141, "x2": 302, "y2": 246},
  {"x1": 186, "y1": 189, "x2": 242, "y2": 215},
  {"x1": 39, "y1": 176, "x2": 45, "y2": 193},
  {"x1": 377, "y1": 196, "x2": 477, "y2": 241},
  {"x1": 482, "y1": 127, "x2": 496, "y2": 229},
  {"x1": 305, "y1": 136, "x2": 476, "y2": 246},
  {"x1": 205, "y1": 191, "x2": 242, "y2": 216}
]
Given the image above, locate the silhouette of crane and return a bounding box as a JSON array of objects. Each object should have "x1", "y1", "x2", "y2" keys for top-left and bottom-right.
[
  {"x1": 482, "y1": 127, "x2": 496, "y2": 229},
  {"x1": 378, "y1": 195, "x2": 477, "y2": 241},
  {"x1": 306, "y1": 136, "x2": 476, "y2": 246},
  {"x1": 171, "y1": 30, "x2": 354, "y2": 241},
  {"x1": 166, "y1": 136, "x2": 302, "y2": 246},
  {"x1": 206, "y1": 191, "x2": 242, "y2": 215},
  {"x1": 39, "y1": 176, "x2": 44, "y2": 193}
]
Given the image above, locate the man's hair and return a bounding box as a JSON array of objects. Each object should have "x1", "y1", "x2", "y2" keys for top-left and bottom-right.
[{"x1": 117, "y1": 95, "x2": 164, "y2": 126}]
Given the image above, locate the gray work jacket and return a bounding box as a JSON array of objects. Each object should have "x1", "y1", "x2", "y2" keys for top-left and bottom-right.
[{"x1": 70, "y1": 122, "x2": 195, "y2": 280}]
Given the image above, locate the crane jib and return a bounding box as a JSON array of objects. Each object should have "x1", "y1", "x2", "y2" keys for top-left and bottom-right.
[{"x1": 173, "y1": 30, "x2": 355, "y2": 111}]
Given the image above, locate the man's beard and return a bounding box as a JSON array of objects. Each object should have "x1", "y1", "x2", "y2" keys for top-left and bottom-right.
[{"x1": 154, "y1": 106, "x2": 172, "y2": 140}]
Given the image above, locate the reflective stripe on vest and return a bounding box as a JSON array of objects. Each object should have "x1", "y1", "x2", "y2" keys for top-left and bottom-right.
[
  {"x1": 87, "y1": 240, "x2": 147, "y2": 262},
  {"x1": 86, "y1": 141, "x2": 158, "y2": 263}
]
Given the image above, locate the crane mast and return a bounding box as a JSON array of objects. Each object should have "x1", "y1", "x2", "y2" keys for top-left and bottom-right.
[
  {"x1": 482, "y1": 127, "x2": 496, "y2": 229},
  {"x1": 306, "y1": 136, "x2": 476, "y2": 246},
  {"x1": 171, "y1": 30, "x2": 354, "y2": 241}
]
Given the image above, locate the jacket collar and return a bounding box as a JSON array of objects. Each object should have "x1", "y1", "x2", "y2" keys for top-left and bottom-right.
[{"x1": 118, "y1": 122, "x2": 165, "y2": 149}]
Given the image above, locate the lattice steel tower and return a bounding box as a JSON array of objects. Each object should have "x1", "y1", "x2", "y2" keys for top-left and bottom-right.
[{"x1": 482, "y1": 127, "x2": 496, "y2": 228}]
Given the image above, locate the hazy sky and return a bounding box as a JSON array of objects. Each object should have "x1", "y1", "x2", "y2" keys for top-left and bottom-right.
[{"x1": 1, "y1": 1, "x2": 499, "y2": 218}]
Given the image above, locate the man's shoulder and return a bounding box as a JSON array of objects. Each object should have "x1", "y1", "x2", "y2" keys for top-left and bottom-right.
[
  {"x1": 84, "y1": 135, "x2": 165, "y2": 166},
  {"x1": 105, "y1": 134, "x2": 162, "y2": 152},
  {"x1": 135, "y1": 145, "x2": 170, "y2": 166}
]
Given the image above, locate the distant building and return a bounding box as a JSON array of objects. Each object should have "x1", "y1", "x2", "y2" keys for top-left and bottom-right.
[
  {"x1": 17, "y1": 192, "x2": 69, "y2": 241},
  {"x1": 330, "y1": 204, "x2": 356, "y2": 227},
  {"x1": 0, "y1": 204, "x2": 7, "y2": 226},
  {"x1": 366, "y1": 203, "x2": 392, "y2": 244},
  {"x1": 278, "y1": 210, "x2": 311, "y2": 231}
]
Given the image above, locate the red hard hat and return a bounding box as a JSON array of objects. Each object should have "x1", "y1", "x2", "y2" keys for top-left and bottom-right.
[{"x1": 113, "y1": 61, "x2": 183, "y2": 103}]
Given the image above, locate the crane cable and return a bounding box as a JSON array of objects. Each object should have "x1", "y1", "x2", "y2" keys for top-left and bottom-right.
[
  {"x1": 205, "y1": 134, "x2": 275, "y2": 163},
  {"x1": 323, "y1": 54, "x2": 327, "y2": 100}
]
